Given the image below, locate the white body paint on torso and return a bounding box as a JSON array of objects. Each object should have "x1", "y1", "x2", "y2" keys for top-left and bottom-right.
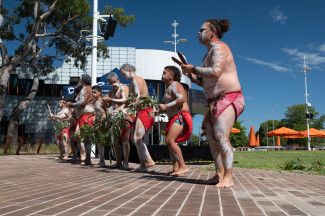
[
  {"x1": 163, "y1": 81, "x2": 183, "y2": 118},
  {"x1": 201, "y1": 41, "x2": 241, "y2": 99},
  {"x1": 74, "y1": 87, "x2": 95, "y2": 118}
]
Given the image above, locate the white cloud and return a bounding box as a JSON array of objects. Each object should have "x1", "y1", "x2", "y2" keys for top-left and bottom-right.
[
  {"x1": 241, "y1": 56, "x2": 291, "y2": 72},
  {"x1": 318, "y1": 44, "x2": 325, "y2": 52},
  {"x1": 282, "y1": 47, "x2": 325, "y2": 66},
  {"x1": 270, "y1": 6, "x2": 287, "y2": 24}
]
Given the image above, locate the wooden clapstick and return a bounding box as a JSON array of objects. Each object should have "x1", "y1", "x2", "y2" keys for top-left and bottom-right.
[
  {"x1": 171, "y1": 57, "x2": 183, "y2": 66},
  {"x1": 177, "y1": 51, "x2": 188, "y2": 64}
]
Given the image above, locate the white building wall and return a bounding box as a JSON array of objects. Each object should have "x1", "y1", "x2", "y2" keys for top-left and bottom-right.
[
  {"x1": 46, "y1": 47, "x2": 190, "y2": 87},
  {"x1": 136, "y1": 49, "x2": 191, "y2": 87},
  {"x1": 49, "y1": 47, "x2": 136, "y2": 84}
]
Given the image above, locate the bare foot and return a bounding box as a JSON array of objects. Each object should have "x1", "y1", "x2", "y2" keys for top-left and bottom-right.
[
  {"x1": 144, "y1": 161, "x2": 155, "y2": 168},
  {"x1": 169, "y1": 170, "x2": 178, "y2": 176},
  {"x1": 215, "y1": 176, "x2": 234, "y2": 188},
  {"x1": 217, "y1": 171, "x2": 224, "y2": 182},
  {"x1": 167, "y1": 168, "x2": 179, "y2": 175},
  {"x1": 173, "y1": 167, "x2": 189, "y2": 177},
  {"x1": 80, "y1": 154, "x2": 86, "y2": 162}
]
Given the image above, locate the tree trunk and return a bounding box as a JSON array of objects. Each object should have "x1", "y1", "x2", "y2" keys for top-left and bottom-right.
[
  {"x1": 0, "y1": 65, "x2": 14, "y2": 121},
  {"x1": 4, "y1": 77, "x2": 39, "y2": 154}
]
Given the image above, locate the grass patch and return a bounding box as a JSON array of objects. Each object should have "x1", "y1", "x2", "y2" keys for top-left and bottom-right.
[{"x1": 205, "y1": 151, "x2": 325, "y2": 175}]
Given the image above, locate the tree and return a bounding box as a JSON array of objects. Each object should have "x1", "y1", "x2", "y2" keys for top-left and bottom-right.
[
  {"x1": 258, "y1": 120, "x2": 281, "y2": 146},
  {"x1": 0, "y1": 0, "x2": 135, "y2": 121},
  {"x1": 230, "y1": 121, "x2": 248, "y2": 148},
  {"x1": 281, "y1": 104, "x2": 325, "y2": 147},
  {"x1": 281, "y1": 104, "x2": 324, "y2": 130},
  {"x1": 0, "y1": 0, "x2": 134, "y2": 151}
]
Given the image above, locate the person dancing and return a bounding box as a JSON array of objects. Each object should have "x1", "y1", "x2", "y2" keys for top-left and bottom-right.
[
  {"x1": 159, "y1": 66, "x2": 192, "y2": 176},
  {"x1": 49, "y1": 99, "x2": 72, "y2": 160},
  {"x1": 120, "y1": 64, "x2": 155, "y2": 171},
  {"x1": 68, "y1": 74, "x2": 95, "y2": 165},
  {"x1": 103, "y1": 72, "x2": 130, "y2": 169},
  {"x1": 181, "y1": 19, "x2": 245, "y2": 188}
]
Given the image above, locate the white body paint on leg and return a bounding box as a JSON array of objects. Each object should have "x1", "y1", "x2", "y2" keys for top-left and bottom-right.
[
  {"x1": 97, "y1": 143, "x2": 105, "y2": 166},
  {"x1": 132, "y1": 119, "x2": 154, "y2": 168},
  {"x1": 212, "y1": 106, "x2": 236, "y2": 169}
]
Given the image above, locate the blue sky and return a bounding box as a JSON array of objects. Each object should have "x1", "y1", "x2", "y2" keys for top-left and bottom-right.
[{"x1": 104, "y1": 0, "x2": 325, "y2": 134}]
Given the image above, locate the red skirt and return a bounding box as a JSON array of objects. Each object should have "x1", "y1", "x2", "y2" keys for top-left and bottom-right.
[
  {"x1": 211, "y1": 91, "x2": 245, "y2": 122},
  {"x1": 57, "y1": 127, "x2": 70, "y2": 142},
  {"x1": 165, "y1": 111, "x2": 193, "y2": 143},
  {"x1": 78, "y1": 113, "x2": 95, "y2": 127},
  {"x1": 137, "y1": 108, "x2": 155, "y2": 132}
]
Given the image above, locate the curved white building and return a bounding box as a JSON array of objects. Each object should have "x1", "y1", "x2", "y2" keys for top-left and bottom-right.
[
  {"x1": 51, "y1": 47, "x2": 191, "y2": 87},
  {"x1": 135, "y1": 49, "x2": 190, "y2": 86}
]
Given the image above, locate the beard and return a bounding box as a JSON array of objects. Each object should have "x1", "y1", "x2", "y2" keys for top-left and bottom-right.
[{"x1": 199, "y1": 33, "x2": 210, "y2": 44}]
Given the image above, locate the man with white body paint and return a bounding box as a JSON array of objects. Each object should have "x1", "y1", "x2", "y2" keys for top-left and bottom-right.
[
  {"x1": 92, "y1": 85, "x2": 107, "y2": 167},
  {"x1": 181, "y1": 19, "x2": 245, "y2": 188},
  {"x1": 120, "y1": 63, "x2": 156, "y2": 171},
  {"x1": 103, "y1": 72, "x2": 130, "y2": 169},
  {"x1": 68, "y1": 74, "x2": 95, "y2": 165}
]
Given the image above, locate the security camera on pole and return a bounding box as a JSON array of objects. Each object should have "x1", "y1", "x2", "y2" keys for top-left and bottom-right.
[{"x1": 302, "y1": 55, "x2": 312, "y2": 151}]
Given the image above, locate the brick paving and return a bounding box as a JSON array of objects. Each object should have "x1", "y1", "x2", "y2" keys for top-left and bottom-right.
[{"x1": 0, "y1": 155, "x2": 324, "y2": 216}]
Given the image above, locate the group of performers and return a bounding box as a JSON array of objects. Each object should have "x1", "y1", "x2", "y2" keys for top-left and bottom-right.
[
  {"x1": 50, "y1": 18, "x2": 245, "y2": 188},
  {"x1": 50, "y1": 63, "x2": 193, "y2": 177}
]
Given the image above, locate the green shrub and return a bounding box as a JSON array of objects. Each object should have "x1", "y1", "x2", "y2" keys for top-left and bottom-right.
[{"x1": 281, "y1": 158, "x2": 305, "y2": 170}]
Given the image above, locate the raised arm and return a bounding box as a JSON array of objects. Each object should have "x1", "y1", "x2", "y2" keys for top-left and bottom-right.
[{"x1": 51, "y1": 109, "x2": 71, "y2": 120}]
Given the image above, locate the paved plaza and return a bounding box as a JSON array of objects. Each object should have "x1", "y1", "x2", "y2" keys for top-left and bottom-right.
[{"x1": 0, "y1": 155, "x2": 324, "y2": 216}]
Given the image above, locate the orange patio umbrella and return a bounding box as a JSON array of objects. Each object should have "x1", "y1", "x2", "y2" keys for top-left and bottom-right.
[
  {"x1": 255, "y1": 134, "x2": 260, "y2": 146},
  {"x1": 231, "y1": 127, "x2": 241, "y2": 134},
  {"x1": 248, "y1": 126, "x2": 256, "y2": 147},
  {"x1": 276, "y1": 136, "x2": 281, "y2": 146},
  {"x1": 267, "y1": 127, "x2": 300, "y2": 137},
  {"x1": 283, "y1": 134, "x2": 305, "y2": 139},
  {"x1": 299, "y1": 128, "x2": 325, "y2": 138},
  {"x1": 320, "y1": 130, "x2": 325, "y2": 138}
]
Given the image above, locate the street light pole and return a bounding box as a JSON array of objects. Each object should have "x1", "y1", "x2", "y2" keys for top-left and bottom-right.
[
  {"x1": 163, "y1": 20, "x2": 187, "y2": 53},
  {"x1": 271, "y1": 105, "x2": 275, "y2": 145},
  {"x1": 172, "y1": 20, "x2": 178, "y2": 53},
  {"x1": 303, "y1": 55, "x2": 311, "y2": 151},
  {"x1": 90, "y1": 0, "x2": 113, "y2": 86},
  {"x1": 91, "y1": 0, "x2": 99, "y2": 86},
  {"x1": 266, "y1": 122, "x2": 269, "y2": 146}
]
